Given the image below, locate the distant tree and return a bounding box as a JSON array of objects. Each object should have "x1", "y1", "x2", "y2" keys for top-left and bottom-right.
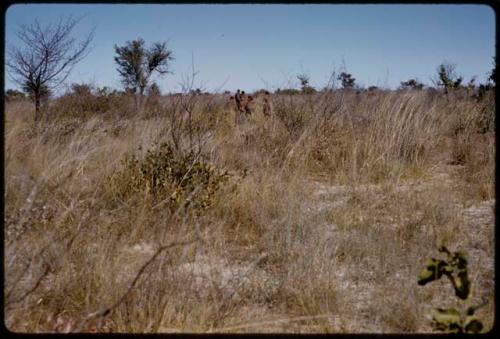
[
  {"x1": 297, "y1": 73, "x2": 309, "y2": 88},
  {"x1": 466, "y1": 77, "x2": 477, "y2": 91},
  {"x1": 337, "y1": 72, "x2": 356, "y2": 89},
  {"x1": 71, "y1": 83, "x2": 93, "y2": 96},
  {"x1": 6, "y1": 17, "x2": 93, "y2": 122},
  {"x1": 488, "y1": 57, "x2": 496, "y2": 85},
  {"x1": 189, "y1": 88, "x2": 203, "y2": 96},
  {"x1": 114, "y1": 38, "x2": 173, "y2": 111},
  {"x1": 297, "y1": 73, "x2": 316, "y2": 94},
  {"x1": 148, "y1": 82, "x2": 161, "y2": 97},
  {"x1": 400, "y1": 79, "x2": 424, "y2": 90},
  {"x1": 252, "y1": 89, "x2": 269, "y2": 96},
  {"x1": 5, "y1": 89, "x2": 26, "y2": 101},
  {"x1": 436, "y1": 62, "x2": 462, "y2": 94},
  {"x1": 368, "y1": 86, "x2": 379, "y2": 91},
  {"x1": 96, "y1": 86, "x2": 121, "y2": 99},
  {"x1": 23, "y1": 82, "x2": 52, "y2": 107},
  {"x1": 97, "y1": 86, "x2": 108, "y2": 96},
  {"x1": 276, "y1": 88, "x2": 300, "y2": 95},
  {"x1": 473, "y1": 59, "x2": 496, "y2": 101}
]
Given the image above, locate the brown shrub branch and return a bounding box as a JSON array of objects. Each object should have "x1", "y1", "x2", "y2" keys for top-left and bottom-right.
[
  {"x1": 76, "y1": 236, "x2": 198, "y2": 332},
  {"x1": 6, "y1": 263, "x2": 52, "y2": 307}
]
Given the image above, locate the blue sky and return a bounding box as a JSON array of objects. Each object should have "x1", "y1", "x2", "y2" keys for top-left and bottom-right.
[{"x1": 5, "y1": 4, "x2": 496, "y2": 93}]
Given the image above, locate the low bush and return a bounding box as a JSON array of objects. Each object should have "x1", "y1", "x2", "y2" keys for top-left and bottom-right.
[
  {"x1": 48, "y1": 85, "x2": 130, "y2": 120},
  {"x1": 109, "y1": 143, "x2": 229, "y2": 213},
  {"x1": 418, "y1": 246, "x2": 487, "y2": 334}
]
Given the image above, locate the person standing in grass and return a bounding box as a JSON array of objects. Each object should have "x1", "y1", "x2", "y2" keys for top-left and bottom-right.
[
  {"x1": 235, "y1": 89, "x2": 242, "y2": 112},
  {"x1": 263, "y1": 90, "x2": 271, "y2": 117},
  {"x1": 234, "y1": 89, "x2": 242, "y2": 125},
  {"x1": 240, "y1": 91, "x2": 252, "y2": 116}
]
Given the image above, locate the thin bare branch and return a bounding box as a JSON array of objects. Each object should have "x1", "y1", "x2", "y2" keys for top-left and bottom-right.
[
  {"x1": 6, "y1": 264, "x2": 51, "y2": 307},
  {"x1": 76, "y1": 237, "x2": 198, "y2": 332},
  {"x1": 6, "y1": 16, "x2": 93, "y2": 120}
]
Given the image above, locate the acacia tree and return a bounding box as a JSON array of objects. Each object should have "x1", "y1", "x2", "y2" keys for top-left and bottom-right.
[
  {"x1": 436, "y1": 62, "x2": 463, "y2": 94},
  {"x1": 297, "y1": 73, "x2": 316, "y2": 94},
  {"x1": 337, "y1": 72, "x2": 356, "y2": 89},
  {"x1": 114, "y1": 38, "x2": 173, "y2": 111},
  {"x1": 6, "y1": 17, "x2": 93, "y2": 122}
]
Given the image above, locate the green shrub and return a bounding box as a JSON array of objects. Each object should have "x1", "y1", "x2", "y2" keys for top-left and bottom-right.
[
  {"x1": 111, "y1": 143, "x2": 229, "y2": 213},
  {"x1": 418, "y1": 246, "x2": 487, "y2": 333}
]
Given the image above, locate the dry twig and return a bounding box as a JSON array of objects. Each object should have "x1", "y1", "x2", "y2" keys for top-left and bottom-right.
[{"x1": 76, "y1": 237, "x2": 198, "y2": 332}]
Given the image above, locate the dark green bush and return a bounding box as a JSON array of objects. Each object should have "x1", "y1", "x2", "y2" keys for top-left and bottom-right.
[
  {"x1": 418, "y1": 246, "x2": 487, "y2": 333},
  {"x1": 112, "y1": 143, "x2": 229, "y2": 213}
]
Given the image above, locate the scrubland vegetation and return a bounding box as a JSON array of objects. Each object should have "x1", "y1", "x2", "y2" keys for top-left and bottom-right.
[{"x1": 4, "y1": 82, "x2": 495, "y2": 333}]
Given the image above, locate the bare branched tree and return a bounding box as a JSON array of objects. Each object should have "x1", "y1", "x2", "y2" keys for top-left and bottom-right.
[
  {"x1": 114, "y1": 38, "x2": 174, "y2": 112},
  {"x1": 6, "y1": 17, "x2": 94, "y2": 122}
]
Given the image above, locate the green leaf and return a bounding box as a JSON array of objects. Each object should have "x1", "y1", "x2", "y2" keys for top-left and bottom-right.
[
  {"x1": 418, "y1": 258, "x2": 442, "y2": 285},
  {"x1": 464, "y1": 317, "x2": 483, "y2": 333},
  {"x1": 439, "y1": 264, "x2": 454, "y2": 280},
  {"x1": 466, "y1": 301, "x2": 488, "y2": 316},
  {"x1": 432, "y1": 308, "x2": 460, "y2": 322},
  {"x1": 418, "y1": 258, "x2": 454, "y2": 286},
  {"x1": 431, "y1": 308, "x2": 462, "y2": 333},
  {"x1": 454, "y1": 270, "x2": 471, "y2": 300},
  {"x1": 453, "y1": 251, "x2": 468, "y2": 269},
  {"x1": 438, "y1": 246, "x2": 451, "y2": 256}
]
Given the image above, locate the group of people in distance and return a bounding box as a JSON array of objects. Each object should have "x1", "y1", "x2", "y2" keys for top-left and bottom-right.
[
  {"x1": 234, "y1": 89, "x2": 252, "y2": 115},
  {"x1": 231, "y1": 89, "x2": 271, "y2": 125}
]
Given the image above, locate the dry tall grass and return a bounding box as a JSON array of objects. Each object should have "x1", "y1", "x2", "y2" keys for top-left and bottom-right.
[{"x1": 4, "y1": 88, "x2": 495, "y2": 333}]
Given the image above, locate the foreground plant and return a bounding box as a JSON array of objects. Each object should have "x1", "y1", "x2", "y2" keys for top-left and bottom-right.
[{"x1": 418, "y1": 246, "x2": 487, "y2": 333}]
